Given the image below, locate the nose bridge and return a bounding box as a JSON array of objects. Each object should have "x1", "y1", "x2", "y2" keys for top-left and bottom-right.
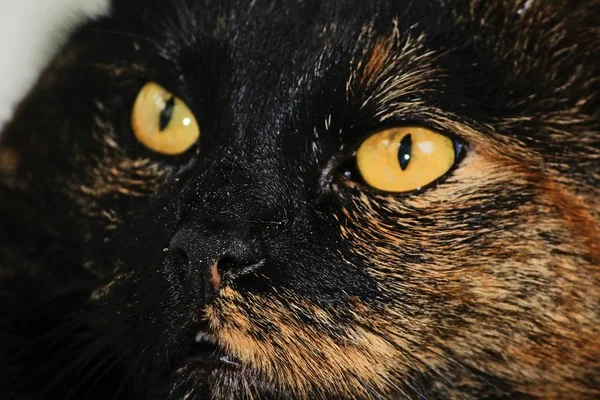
[
  {"x1": 169, "y1": 224, "x2": 260, "y2": 266},
  {"x1": 180, "y1": 151, "x2": 294, "y2": 232}
]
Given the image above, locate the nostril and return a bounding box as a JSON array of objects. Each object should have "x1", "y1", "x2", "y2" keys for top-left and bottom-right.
[
  {"x1": 169, "y1": 229, "x2": 196, "y2": 278},
  {"x1": 171, "y1": 247, "x2": 190, "y2": 267},
  {"x1": 166, "y1": 246, "x2": 194, "y2": 292},
  {"x1": 217, "y1": 257, "x2": 266, "y2": 284},
  {"x1": 171, "y1": 246, "x2": 191, "y2": 274}
]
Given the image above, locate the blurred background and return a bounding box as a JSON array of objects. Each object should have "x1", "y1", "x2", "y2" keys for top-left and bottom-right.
[{"x1": 0, "y1": 0, "x2": 109, "y2": 127}]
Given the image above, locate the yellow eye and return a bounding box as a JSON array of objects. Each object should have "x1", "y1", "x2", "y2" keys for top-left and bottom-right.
[
  {"x1": 355, "y1": 126, "x2": 457, "y2": 192},
  {"x1": 131, "y1": 82, "x2": 200, "y2": 155}
]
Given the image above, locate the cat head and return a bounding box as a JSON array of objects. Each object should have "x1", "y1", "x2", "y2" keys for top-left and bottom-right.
[{"x1": 1, "y1": 0, "x2": 598, "y2": 398}]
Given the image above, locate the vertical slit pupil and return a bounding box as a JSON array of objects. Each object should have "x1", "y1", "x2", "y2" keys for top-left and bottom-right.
[
  {"x1": 159, "y1": 96, "x2": 176, "y2": 132},
  {"x1": 398, "y1": 133, "x2": 412, "y2": 171}
]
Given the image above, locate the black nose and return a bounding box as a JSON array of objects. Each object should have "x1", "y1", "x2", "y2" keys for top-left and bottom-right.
[{"x1": 168, "y1": 226, "x2": 265, "y2": 304}]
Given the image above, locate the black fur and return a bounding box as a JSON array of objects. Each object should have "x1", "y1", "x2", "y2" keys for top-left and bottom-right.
[{"x1": 0, "y1": 1, "x2": 598, "y2": 399}]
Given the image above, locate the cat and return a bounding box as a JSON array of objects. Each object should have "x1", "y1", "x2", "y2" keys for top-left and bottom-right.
[{"x1": 0, "y1": 0, "x2": 598, "y2": 399}]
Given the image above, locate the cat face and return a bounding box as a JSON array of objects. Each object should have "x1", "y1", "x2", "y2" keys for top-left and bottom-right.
[{"x1": 0, "y1": 0, "x2": 598, "y2": 399}]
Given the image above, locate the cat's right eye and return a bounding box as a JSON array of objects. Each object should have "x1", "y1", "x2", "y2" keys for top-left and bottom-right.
[{"x1": 131, "y1": 82, "x2": 200, "y2": 155}]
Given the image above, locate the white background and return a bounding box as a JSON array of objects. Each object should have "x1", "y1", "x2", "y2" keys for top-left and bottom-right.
[{"x1": 0, "y1": 0, "x2": 110, "y2": 127}]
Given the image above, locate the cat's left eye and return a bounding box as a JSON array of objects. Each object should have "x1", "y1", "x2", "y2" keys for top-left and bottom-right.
[
  {"x1": 131, "y1": 82, "x2": 200, "y2": 155},
  {"x1": 353, "y1": 126, "x2": 461, "y2": 192}
]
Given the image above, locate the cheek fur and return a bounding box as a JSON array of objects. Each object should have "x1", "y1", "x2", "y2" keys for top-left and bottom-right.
[{"x1": 339, "y1": 149, "x2": 600, "y2": 397}]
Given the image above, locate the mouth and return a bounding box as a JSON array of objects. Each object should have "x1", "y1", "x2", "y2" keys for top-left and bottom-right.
[
  {"x1": 185, "y1": 330, "x2": 243, "y2": 370},
  {"x1": 167, "y1": 328, "x2": 282, "y2": 400}
]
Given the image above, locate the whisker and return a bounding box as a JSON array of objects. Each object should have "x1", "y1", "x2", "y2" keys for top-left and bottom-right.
[
  {"x1": 6, "y1": 284, "x2": 97, "y2": 318},
  {"x1": 378, "y1": 373, "x2": 428, "y2": 400},
  {"x1": 126, "y1": 344, "x2": 149, "y2": 400},
  {"x1": 37, "y1": 332, "x2": 122, "y2": 398},
  {"x1": 356, "y1": 322, "x2": 469, "y2": 399},
  {"x1": 1, "y1": 317, "x2": 90, "y2": 370},
  {"x1": 74, "y1": 341, "x2": 133, "y2": 400},
  {"x1": 355, "y1": 377, "x2": 394, "y2": 400},
  {"x1": 399, "y1": 334, "x2": 506, "y2": 397},
  {"x1": 112, "y1": 367, "x2": 135, "y2": 400},
  {"x1": 1, "y1": 295, "x2": 113, "y2": 368}
]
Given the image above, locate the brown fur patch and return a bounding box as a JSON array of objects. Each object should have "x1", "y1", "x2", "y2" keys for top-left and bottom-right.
[{"x1": 207, "y1": 291, "x2": 415, "y2": 399}]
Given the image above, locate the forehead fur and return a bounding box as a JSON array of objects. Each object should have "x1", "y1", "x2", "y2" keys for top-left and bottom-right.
[{"x1": 110, "y1": 0, "x2": 599, "y2": 153}]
